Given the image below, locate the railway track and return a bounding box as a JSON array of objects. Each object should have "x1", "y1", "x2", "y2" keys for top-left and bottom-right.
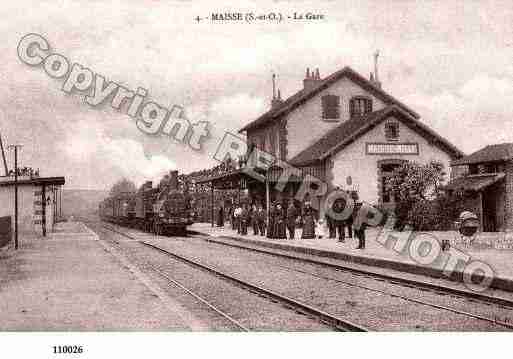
[
  {"x1": 199, "y1": 235, "x2": 513, "y2": 310},
  {"x1": 149, "y1": 266, "x2": 250, "y2": 331},
  {"x1": 99, "y1": 223, "x2": 367, "y2": 332},
  {"x1": 195, "y1": 238, "x2": 513, "y2": 330},
  {"x1": 99, "y1": 222, "x2": 513, "y2": 330}
]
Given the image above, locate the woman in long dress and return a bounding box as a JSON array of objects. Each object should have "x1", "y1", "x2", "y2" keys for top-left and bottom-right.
[
  {"x1": 274, "y1": 203, "x2": 287, "y2": 239},
  {"x1": 217, "y1": 205, "x2": 224, "y2": 227},
  {"x1": 301, "y1": 202, "x2": 316, "y2": 239}
]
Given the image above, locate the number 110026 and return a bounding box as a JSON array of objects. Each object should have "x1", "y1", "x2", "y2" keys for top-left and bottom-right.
[{"x1": 53, "y1": 345, "x2": 83, "y2": 354}]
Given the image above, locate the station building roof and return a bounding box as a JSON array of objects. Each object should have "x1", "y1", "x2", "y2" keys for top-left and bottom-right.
[
  {"x1": 443, "y1": 172, "x2": 505, "y2": 192},
  {"x1": 451, "y1": 143, "x2": 513, "y2": 166},
  {"x1": 0, "y1": 176, "x2": 65, "y2": 187},
  {"x1": 290, "y1": 105, "x2": 463, "y2": 167},
  {"x1": 239, "y1": 66, "x2": 420, "y2": 133}
]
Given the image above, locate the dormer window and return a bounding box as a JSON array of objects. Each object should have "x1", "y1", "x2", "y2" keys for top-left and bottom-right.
[
  {"x1": 350, "y1": 96, "x2": 372, "y2": 118},
  {"x1": 385, "y1": 121, "x2": 399, "y2": 141},
  {"x1": 321, "y1": 95, "x2": 340, "y2": 120}
]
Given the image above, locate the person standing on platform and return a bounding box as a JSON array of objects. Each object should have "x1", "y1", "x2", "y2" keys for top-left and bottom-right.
[
  {"x1": 256, "y1": 204, "x2": 266, "y2": 236},
  {"x1": 352, "y1": 194, "x2": 366, "y2": 249},
  {"x1": 345, "y1": 191, "x2": 355, "y2": 240},
  {"x1": 286, "y1": 201, "x2": 298, "y2": 240},
  {"x1": 250, "y1": 204, "x2": 259, "y2": 235},
  {"x1": 228, "y1": 205, "x2": 234, "y2": 229},
  {"x1": 267, "y1": 203, "x2": 276, "y2": 239},
  {"x1": 274, "y1": 203, "x2": 287, "y2": 239},
  {"x1": 240, "y1": 203, "x2": 249, "y2": 235},
  {"x1": 301, "y1": 202, "x2": 316, "y2": 239},
  {"x1": 234, "y1": 204, "x2": 242, "y2": 234},
  {"x1": 316, "y1": 219, "x2": 328, "y2": 239},
  {"x1": 325, "y1": 212, "x2": 335, "y2": 239},
  {"x1": 217, "y1": 204, "x2": 224, "y2": 227},
  {"x1": 332, "y1": 197, "x2": 347, "y2": 242}
]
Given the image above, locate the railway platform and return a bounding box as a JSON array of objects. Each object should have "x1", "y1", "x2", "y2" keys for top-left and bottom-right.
[
  {"x1": 190, "y1": 222, "x2": 513, "y2": 293},
  {"x1": 0, "y1": 221, "x2": 196, "y2": 330}
]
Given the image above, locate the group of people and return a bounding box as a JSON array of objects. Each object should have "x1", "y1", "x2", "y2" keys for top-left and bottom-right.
[
  {"x1": 222, "y1": 203, "x2": 267, "y2": 236},
  {"x1": 216, "y1": 196, "x2": 366, "y2": 249}
]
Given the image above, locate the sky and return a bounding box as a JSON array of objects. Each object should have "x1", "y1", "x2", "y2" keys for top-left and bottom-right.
[{"x1": 1, "y1": 0, "x2": 513, "y2": 189}]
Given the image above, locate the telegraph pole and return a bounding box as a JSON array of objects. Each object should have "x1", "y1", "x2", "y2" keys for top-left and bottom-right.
[{"x1": 8, "y1": 144, "x2": 22, "y2": 250}]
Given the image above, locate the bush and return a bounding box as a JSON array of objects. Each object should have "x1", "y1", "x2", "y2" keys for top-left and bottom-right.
[
  {"x1": 382, "y1": 160, "x2": 466, "y2": 231},
  {"x1": 398, "y1": 192, "x2": 467, "y2": 231}
]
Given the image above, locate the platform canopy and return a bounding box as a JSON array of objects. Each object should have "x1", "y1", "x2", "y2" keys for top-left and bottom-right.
[
  {"x1": 0, "y1": 176, "x2": 65, "y2": 187},
  {"x1": 195, "y1": 168, "x2": 253, "y2": 190}
]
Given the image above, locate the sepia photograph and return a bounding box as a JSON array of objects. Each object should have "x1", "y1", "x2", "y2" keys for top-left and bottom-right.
[{"x1": 1, "y1": 0, "x2": 513, "y2": 357}]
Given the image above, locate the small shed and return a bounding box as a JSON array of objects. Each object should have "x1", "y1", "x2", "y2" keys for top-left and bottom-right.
[{"x1": 0, "y1": 175, "x2": 65, "y2": 237}]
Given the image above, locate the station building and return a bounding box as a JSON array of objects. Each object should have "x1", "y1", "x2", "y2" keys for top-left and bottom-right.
[
  {"x1": 446, "y1": 143, "x2": 513, "y2": 232},
  {"x1": 198, "y1": 63, "x2": 463, "y2": 219},
  {"x1": 0, "y1": 174, "x2": 65, "y2": 241}
]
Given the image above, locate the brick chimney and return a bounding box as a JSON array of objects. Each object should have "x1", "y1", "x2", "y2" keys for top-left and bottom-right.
[
  {"x1": 370, "y1": 51, "x2": 382, "y2": 89},
  {"x1": 271, "y1": 89, "x2": 283, "y2": 109},
  {"x1": 303, "y1": 67, "x2": 321, "y2": 91},
  {"x1": 271, "y1": 73, "x2": 283, "y2": 109}
]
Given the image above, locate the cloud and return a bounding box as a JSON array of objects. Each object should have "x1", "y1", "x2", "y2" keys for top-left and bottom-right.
[
  {"x1": 185, "y1": 92, "x2": 266, "y2": 151},
  {"x1": 62, "y1": 120, "x2": 175, "y2": 188},
  {"x1": 2, "y1": 0, "x2": 513, "y2": 188},
  {"x1": 404, "y1": 74, "x2": 513, "y2": 153}
]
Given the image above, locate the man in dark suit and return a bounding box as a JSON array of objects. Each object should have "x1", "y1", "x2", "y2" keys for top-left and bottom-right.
[
  {"x1": 286, "y1": 201, "x2": 298, "y2": 240},
  {"x1": 256, "y1": 204, "x2": 267, "y2": 236},
  {"x1": 332, "y1": 196, "x2": 347, "y2": 242},
  {"x1": 351, "y1": 192, "x2": 366, "y2": 249},
  {"x1": 325, "y1": 212, "x2": 335, "y2": 239},
  {"x1": 240, "y1": 203, "x2": 249, "y2": 235}
]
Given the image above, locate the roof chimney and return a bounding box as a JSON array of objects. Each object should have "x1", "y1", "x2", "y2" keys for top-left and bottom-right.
[
  {"x1": 372, "y1": 50, "x2": 382, "y2": 89},
  {"x1": 271, "y1": 73, "x2": 283, "y2": 109},
  {"x1": 303, "y1": 67, "x2": 321, "y2": 91}
]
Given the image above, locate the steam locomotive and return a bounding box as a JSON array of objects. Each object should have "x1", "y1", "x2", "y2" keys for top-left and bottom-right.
[{"x1": 99, "y1": 170, "x2": 195, "y2": 235}]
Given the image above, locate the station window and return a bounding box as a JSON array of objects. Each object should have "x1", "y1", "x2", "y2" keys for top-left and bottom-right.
[
  {"x1": 321, "y1": 95, "x2": 340, "y2": 120},
  {"x1": 385, "y1": 122, "x2": 400, "y2": 141},
  {"x1": 350, "y1": 97, "x2": 372, "y2": 118}
]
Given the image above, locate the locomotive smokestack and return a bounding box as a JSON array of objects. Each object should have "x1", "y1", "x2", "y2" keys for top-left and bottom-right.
[{"x1": 169, "y1": 170, "x2": 179, "y2": 190}]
